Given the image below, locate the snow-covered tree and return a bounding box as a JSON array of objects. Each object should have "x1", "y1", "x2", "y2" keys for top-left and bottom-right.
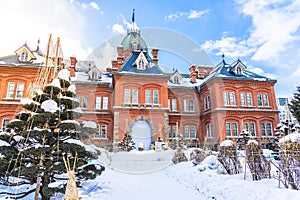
[
  {"x1": 2, "y1": 69, "x2": 104, "y2": 200},
  {"x1": 118, "y1": 130, "x2": 135, "y2": 152},
  {"x1": 289, "y1": 85, "x2": 300, "y2": 122}
]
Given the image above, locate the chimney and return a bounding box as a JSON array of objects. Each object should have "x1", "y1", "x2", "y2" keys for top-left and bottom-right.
[
  {"x1": 151, "y1": 48, "x2": 159, "y2": 64},
  {"x1": 117, "y1": 56, "x2": 123, "y2": 69},
  {"x1": 189, "y1": 64, "x2": 197, "y2": 83},
  {"x1": 117, "y1": 45, "x2": 124, "y2": 57},
  {"x1": 69, "y1": 56, "x2": 77, "y2": 77}
]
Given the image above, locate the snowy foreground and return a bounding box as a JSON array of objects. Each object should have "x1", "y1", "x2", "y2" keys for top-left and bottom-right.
[{"x1": 1, "y1": 149, "x2": 300, "y2": 200}]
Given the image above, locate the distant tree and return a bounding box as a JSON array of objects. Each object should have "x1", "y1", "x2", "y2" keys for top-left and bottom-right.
[
  {"x1": 119, "y1": 131, "x2": 135, "y2": 152},
  {"x1": 1, "y1": 69, "x2": 104, "y2": 200},
  {"x1": 289, "y1": 85, "x2": 300, "y2": 122}
]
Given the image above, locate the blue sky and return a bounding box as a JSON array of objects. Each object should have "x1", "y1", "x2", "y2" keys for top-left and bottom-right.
[{"x1": 1, "y1": 0, "x2": 300, "y2": 98}]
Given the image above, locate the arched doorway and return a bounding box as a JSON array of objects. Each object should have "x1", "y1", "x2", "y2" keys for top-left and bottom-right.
[{"x1": 131, "y1": 120, "x2": 152, "y2": 150}]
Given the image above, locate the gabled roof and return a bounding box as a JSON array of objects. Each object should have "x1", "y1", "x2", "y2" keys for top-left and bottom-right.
[
  {"x1": 203, "y1": 58, "x2": 276, "y2": 83},
  {"x1": 117, "y1": 51, "x2": 164, "y2": 75}
]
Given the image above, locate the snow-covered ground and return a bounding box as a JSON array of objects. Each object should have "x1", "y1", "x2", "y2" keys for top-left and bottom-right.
[{"x1": 1, "y1": 149, "x2": 300, "y2": 199}]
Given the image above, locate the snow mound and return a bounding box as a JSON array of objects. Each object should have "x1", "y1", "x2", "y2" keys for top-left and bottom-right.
[
  {"x1": 247, "y1": 140, "x2": 258, "y2": 145},
  {"x1": 84, "y1": 144, "x2": 102, "y2": 154},
  {"x1": 0, "y1": 139, "x2": 10, "y2": 147},
  {"x1": 279, "y1": 132, "x2": 300, "y2": 144},
  {"x1": 220, "y1": 140, "x2": 234, "y2": 147},
  {"x1": 20, "y1": 98, "x2": 32, "y2": 105},
  {"x1": 63, "y1": 138, "x2": 84, "y2": 147},
  {"x1": 58, "y1": 69, "x2": 70, "y2": 81},
  {"x1": 60, "y1": 120, "x2": 80, "y2": 126},
  {"x1": 68, "y1": 84, "x2": 76, "y2": 93},
  {"x1": 41, "y1": 100, "x2": 58, "y2": 113},
  {"x1": 82, "y1": 121, "x2": 97, "y2": 129},
  {"x1": 13, "y1": 135, "x2": 25, "y2": 142}
]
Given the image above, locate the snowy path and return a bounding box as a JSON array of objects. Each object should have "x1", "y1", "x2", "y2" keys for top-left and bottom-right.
[{"x1": 82, "y1": 166, "x2": 204, "y2": 200}]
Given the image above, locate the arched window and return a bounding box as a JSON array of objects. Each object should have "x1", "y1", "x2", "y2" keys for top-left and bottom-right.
[
  {"x1": 237, "y1": 67, "x2": 242, "y2": 75},
  {"x1": 92, "y1": 72, "x2": 98, "y2": 80},
  {"x1": 138, "y1": 59, "x2": 145, "y2": 70},
  {"x1": 174, "y1": 77, "x2": 179, "y2": 84},
  {"x1": 20, "y1": 52, "x2": 28, "y2": 61}
]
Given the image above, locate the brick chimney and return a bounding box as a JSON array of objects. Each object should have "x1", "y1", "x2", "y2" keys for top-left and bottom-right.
[
  {"x1": 69, "y1": 56, "x2": 77, "y2": 77},
  {"x1": 151, "y1": 48, "x2": 159, "y2": 64},
  {"x1": 189, "y1": 64, "x2": 198, "y2": 83},
  {"x1": 117, "y1": 45, "x2": 124, "y2": 56}
]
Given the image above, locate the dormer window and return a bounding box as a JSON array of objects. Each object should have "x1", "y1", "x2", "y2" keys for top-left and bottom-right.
[
  {"x1": 20, "y1": 52, "x2": 29, "y2": 62},
  {"x1": 88, "y1": 66, "x2": 101, "y2": 81},
  {"x1": 174, "y1": 77, "x2": 179, "y2": 84},
  {"x1": 135, "y1": 52, "x2": 148, "y2": 70},
  {"x1": 138, "y1": 60, "x2": 144, "y2": 70},
  {"x1": 132, "y1": 43, "x2": 138, "y2": 51},
  {"x1": 92, "y1": 72, "x2": 98, "y2": 80},
  {"x1": 237, "y1": 67, "x2": 242, "y2": 75}
]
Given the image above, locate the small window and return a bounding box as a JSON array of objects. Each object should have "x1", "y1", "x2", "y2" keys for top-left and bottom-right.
[
  {"x1": 145, "y1": 90, "x2": 152, "y2": 104},
  {"x1": 102, "y1": 97, "x2": 108, "y2": 110},
  {"x1": 206, "y1": 123, "x2": 212, "y2": 138},
  {"x1": 267, "y1": 123, "x2": 272, "y2": 136},
  {"x1": 190, "y1": 126, "x2": 196, "y2": 138},
  {"x1": 95, "y1": 96, "x2": 101, "y2": 110},
  {"x1": 82, "y1": 96, "x2": 88, "y2": 108},
  {"x1": 92, "y1": 72, "x2": 98, "y2": 80},
  {"x1": 250, "y1": 122, "x2": 256, "y2": 136},
  {"x1": 237, "y1": 67, "x2": 242, "y2": 75},
  {"x1": 184, "y1": 99, "x2": 189, "y2": 112},
  {"x1": 184, "y1": 126, "x2": 190, "y2": 138},
  {"x1": 20, "y1": 52, "x2": 29, "y2": 61},
  {"x1": 153, "y1": 90, "x2": 159, "y2": 104},
  {"x1": 6, "y1": 82, "x2": 15, "y2": 98},
  {"x1": 2, "y1": 119, "x2": 10, "y2": 131},
  {"x1": 257, "y1": 94, "x2": 263, "y2": 106},
  {"x1": 124, "y1": 89, "x2": 131, "y2": 103},
  {"x1": 132, "y1": 89, "x2": 138, "y2": 104},
  {"x1": 16, "y1": 83, "x2": 25, "y2": 99},
  {"x1": 232, "y1": 122, "x2": 238, "y2": 136},
  {"x1": 223, "y1": 92, "x2": 229, "y2": 106},
  {"x1": 171, "y1": 99, "x2": 177, "y2": 111},
  {"x1": 226, "y1": 122, "x2": 231, "y2": 136},
  {"x1": 263, "y1": 94, "x2": 269, "y2": 107},
  {"x1": 189, "y1": 100, "x2": 195, "y2": 112},
  {"x1": 261, "y1": 123, "x2": 266, "y2": 136},
  {"x1": 101, "y1": 125, "x2": 107, "y2": 138},
  {"x1": 229, "y1": 92, "x2": 236, "y2": 105},
  {"x1": 240, "y1": 92, "x2": 246, "y2": 106},
  {"x1": 174, "y1": 77, "x2": 179, "y2": 84},
  {"x1": 247, "y1": 93, "x2": 253, "y2": 106}
]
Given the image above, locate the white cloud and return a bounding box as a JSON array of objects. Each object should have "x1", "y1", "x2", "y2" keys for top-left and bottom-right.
[
  {"x1": 200, "y1": 34, "x2": 255, "y2": 59},
  {"x1": 0, "y1": 0, "x2": 94, "y2": 60},
  {"x1": 247, "y1": 66, "x2": 277, "y2": 80},
  {"x1": 110, "y1": 14, "x2": 139, "y2": 34},
  {"x1": 90, "y1": 2, "x2": 100, "y2": 10},
  {"x1": 187, "y1": 9, "x2": 210, "y2": 19},
  {"x1": 165, "y1": 9, "x2": 209, "y2": 21},
  {"x1": 112, "y1": 24, "x2": 126, "y2": 34},
  {"x1": 236, "y1": 0, "x2": 300, "y2": 61}
]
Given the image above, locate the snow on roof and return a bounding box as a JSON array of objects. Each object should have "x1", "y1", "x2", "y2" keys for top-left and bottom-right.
[
  {"x1": 82, "y1": 121, "x2": 97, "y2": 129},
  {"x1": 58, "y1": 69, "x2": 70, "y2": 81},
  {"x1": 0, "y1": 139, "x2": 10, "y2": 147},
  {"x1": 60, "y1": 120, "x2": 80, "y2": 126},
  {"x1": 69, "y1": 107, "x2": 83, "y2": 113},
  {"x1": 220, "y1": 140, "x2": 234, "y2": 147},
  {"x1": 63, "y1": 138, "x2": 84, "y2": 147},
  {"x1": 41, "y1": 100, "x2": 58, "y2": 113},
  {"x1": 71, "y1": 71, "x2": 112, "y2": 84},
  {"x1": 247, "y1": 140, "x2": 259, "y2": 145},
  {"x1": 68, "y1": 84, "x2": 76, "y2": 93},
  {"x1": 168, "y1": 77, "x2": 204, "y2": 88},
  {"x1": 279, "y1": 132, "x2": 300, "y2": 144}
]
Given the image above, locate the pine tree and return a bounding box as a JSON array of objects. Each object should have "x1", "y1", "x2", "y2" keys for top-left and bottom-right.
[
  {"x1": 118, "y1": 131, "x2": 135, "y2": 152},
  {"x1": 2, "y1": 69, "x2": 104, "y2": 200},
  {"x1": 289, "y1": 85, "x2": 300, "y2": 122}
]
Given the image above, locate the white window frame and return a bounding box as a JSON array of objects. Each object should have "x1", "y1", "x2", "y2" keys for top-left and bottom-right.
[
  {"x1": 247, "y1": 93, "x2": 253, "y2": 106},
  {"x1": 263, "y1": 94, "x2": 269, "y2": 107},
  {"x1": 261, "y1": 122, "x2": 266, "y2": 136},
  {"x1": 232, "y1": 122, "x2": 238, "y2": 136},
  {"x1": 171, "y1": 99, "x2": 177, "y2": 111},
  {"x1": 240, "y1": 92, "x2": 246, "y2": 106},
  {"x1": 132, "y1": 89, "x2": 138, "y2": 104},
  {"x1": 102, "y1": 97, "x2": 108, "y2": 110},
  {"x1": 153, "y1": 90, "x2": 159, "y2": 104},
  {"x1": 189, "y1": 100, "x2": 195, "y2": 112},
  {"x1": 82, "y1": 96, "x2": 88, "y2": 108},
  {"x1": 267, "y1": 122, "x2": 272, "y2": 136},
  {"x1": 206, "y1": 123, "x2": 213, "y2": 138},
  {"x1": 223, "y1": 92, "x2": 229, "y2": 106},
  {"x1": 250, "y1": 122, "x2": 256, "y2": 136},
  {"x1": 257, "y1": 94, "x2": 263, "y2": 106},
  {"x1": 15, "y1": 82, "x2": 24, "y2": 99},
  {"x1": 145, "y1": 90, "x2": 152, "y2": 104},
  {"x1": 124, "y1": 89, "x2": 131, "y2": 103},
  {"x1": 229, "y1": 92, "x2": 236, "y2": 105},
  {"x1": 184, "y1": 99, "x2": 189, "y2": 112},
  {"x1": 226, "y1": 122, "x2": 232, "y2": 136},
  {"x1": 6, "y1": 82, "x2": 15, "y2": 98},
  {"x1": 95, "y1": 96, "x2": 101, "y2": 110}
]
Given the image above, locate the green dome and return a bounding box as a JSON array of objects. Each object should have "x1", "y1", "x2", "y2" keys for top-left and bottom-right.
[{"x1": 121, "y1": 31, "x2": 148, "y2": 51}]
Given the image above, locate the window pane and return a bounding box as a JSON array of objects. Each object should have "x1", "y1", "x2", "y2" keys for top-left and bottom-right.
[
  {"x1": 263, "y1": 94, "x2": 269, "y2": 106},
  {"x1": 223, "y1": 92, "x2": 229, "y2": 105},
  {"x1": 257, "y1": 94, "x2": 262, "y2": 106},
  {"x1": 240, "y1": 92, "x2": 246, "y2": 106},
  {"x1": 204, "y1": 97, "x2": 207, "y2": 110},
  {"x1": 16, "y1": 83, "x2": 24, "y2": 99},
  {"x1": 146, "y1": 90, "x2": 152, "y2": 104},
  {"x1": 207, "y1": 96, "x2": 210, "y2": 109},
  {"x1": 95, "y1": 125, "x2": 100, "y2": 138},
  {"x1": 243, "y1": 122, "x2": 249, "y2": 131},
  {"x1": 226, "y1": 122, "x2": 231, "y2": 136},
  {"x1": 124, "y1": 89, "x2": 130, "y2": 103},
  {"x1": 267, "y1": 123, "x2": 272, "y2": 136},
  {"x1": 153, "y1": 90, "x2": 159, "y2": 104},
  {"x1": 32, "y1": 83, "x2": 40, "y2": 97},
  {"x1": 2, "y1": 119, "x2": 10, "y2": 131},
  {"x1": 101, "y1": 125, "x2": 107, "y2": 138},
  {"x1": 6, "y1": 82, "x2": 15, "y2": 98},
  {"x1": 96, "y1": 96, "x2": 101, "y2": 109},
  {"x1": 261, "y1": 123, "x2": 266, "y2": 136},
  {"x1": 233, "y1": 122, "x2": 238, "y2": 136},
  {"x1": 250, "y1": 122, "x2": 256, "y2": 136},
  {"x1": 132, "y1": 89, "x2": 138, "y2": 104},
  {"x1": 103, "y1": 97, "x2": 108, "y2": 109},
  {"x1": 247, "y1": 93, "x2": 253, "y2": 106},
  {"x1": 184, "y1": 100, "x2": 189, "y2": 111},
  {"x1": 230, "y1": 92, "x2": 236, "y2": 105},
  {"x1": 168, "y1": 99, "x2": 171, "y2": 110},
  {"x1": 190, "y1": 100, "x2": 194, "y2": 112},
  {"x1": 184, "y1": 126, "x2": 190, "y2": 138},
  {"x1": 190, "y1": 126, "x2": 196, "y2": 138},
  {"x1": 82, "y1": 96, "x2": 87, "y2": 108},
  {"x1": 171, "y1": 99, "x2": 177, "y2": 111}
]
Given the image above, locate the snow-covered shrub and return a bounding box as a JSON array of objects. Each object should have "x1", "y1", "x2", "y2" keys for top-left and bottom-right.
[
  {"x1": 245, "y1": 142, "x2": 271, "y2": 181},
  {"x1": 217, "y1": 140, "x2": 241, "y2": 175}
]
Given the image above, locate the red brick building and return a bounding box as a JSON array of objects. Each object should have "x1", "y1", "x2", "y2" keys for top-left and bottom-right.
[{"x1": 0, "y1": 26, "x2": 279, "y2": 150}]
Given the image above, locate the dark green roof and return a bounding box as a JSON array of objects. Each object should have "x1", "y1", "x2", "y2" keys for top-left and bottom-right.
[{"x1": 121, "y1": 31, "x2": 147, "y2": 51}]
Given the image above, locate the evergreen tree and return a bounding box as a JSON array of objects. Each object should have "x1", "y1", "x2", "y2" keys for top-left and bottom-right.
[
  {"x1": 2, "y1": 69, "x2": 104, "y2": 200},
  {"x1": 118, "y1": 131, "x2": 135, "y2": 152},
  {"x1": 289, "y1": 85, "x2": 300, "y2": 122}
]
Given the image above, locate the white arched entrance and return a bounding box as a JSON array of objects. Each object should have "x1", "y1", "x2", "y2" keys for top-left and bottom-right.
[{"x1": 131, "y1": 120, "x2": 152, "y2": 150}]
